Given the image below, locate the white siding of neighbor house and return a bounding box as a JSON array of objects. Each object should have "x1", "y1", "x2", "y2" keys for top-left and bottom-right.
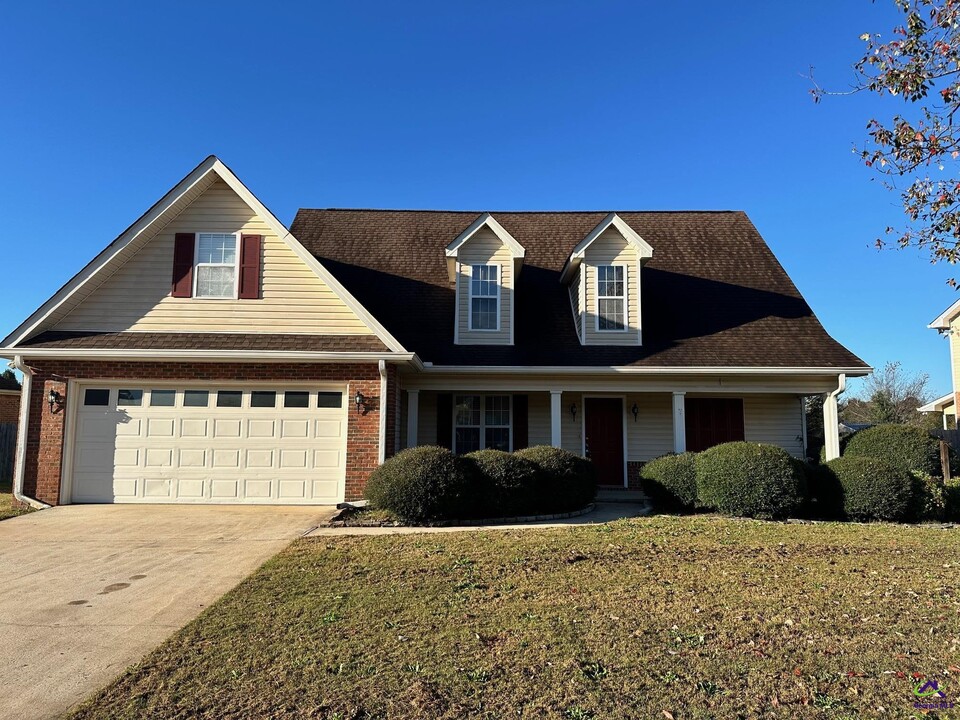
[
  {"x1": 54, "y1": 178, "x2": 373, "y2": 335},
  {"x1": 456, "y1": 228, "x2": 513, "y2": 345},
  {"x1": 582, "y1": 227, "x2": 640, "y2": 346}
]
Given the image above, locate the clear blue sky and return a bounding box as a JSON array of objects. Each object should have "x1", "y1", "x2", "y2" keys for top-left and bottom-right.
[{"x1": 0, "y1": 1, "x2": 950, "y2": 396}]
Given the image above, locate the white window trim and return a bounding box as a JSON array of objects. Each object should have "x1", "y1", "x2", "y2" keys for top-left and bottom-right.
[
  {"x1": 595, "y1": 263, "x2": 628, "y2": 333},
  {"x1": 467, "y1": 264, "x2": 501, "y2": 332},
  {"x1": 452, "y1": 393, "x2": 512, "y2": 453},
  {"x1": 192, "y1": 232, "x2": 240, "y2": 300}
]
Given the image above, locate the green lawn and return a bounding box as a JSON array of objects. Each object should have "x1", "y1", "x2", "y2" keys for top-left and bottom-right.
[
  {"x1": 0, "y1": 479, "x2": 31, "y2": 521},
  {"x1": 71, "y1": 516, "x2": 960, "y2": 719}
]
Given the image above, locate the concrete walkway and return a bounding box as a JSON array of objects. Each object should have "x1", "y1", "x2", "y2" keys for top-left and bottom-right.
[
  {"x1": 0, "y1": 504, "x2": 333, "y2": 720},
  {"x1": 306, "y1": 501, "x2": 649, "y2": 536}
]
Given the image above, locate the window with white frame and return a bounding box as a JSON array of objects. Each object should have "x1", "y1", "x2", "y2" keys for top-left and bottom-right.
[
  {"x1": 195, "y1": 233, "x2": 238, "y2": 298},
  {"x1": 469, "y1": 265, "x2": 499, "y2": 330},
  {"x1": 596, "y1": 265, "x2": 626, "y2": 331},
  {"x1": 454, "y1": 394, "x2": 511, "y2": 453}
]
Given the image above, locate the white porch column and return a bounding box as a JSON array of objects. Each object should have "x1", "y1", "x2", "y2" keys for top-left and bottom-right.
[
  {"x1": 823, "y1": 374, "x2": 845, "y2": 461},
  {"x1": 406, "y1": 389, "x2": 419, "y2": 449},
  {"x1": 672, "y1": 391, "x2": 686, "y2": 454},
  {"x1": 550, "y1": 390, "x2": 563, "y2": 448}
]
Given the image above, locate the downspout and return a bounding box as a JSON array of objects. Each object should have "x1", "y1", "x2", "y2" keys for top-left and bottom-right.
[
  {"x1": 378, "y1": 360, "x2": 388, "y2": 464},
  {"x1": 823, "y1": 373, "x2": 846, "y2": 462},
  {"x1": 9, "y1": 356, "x2": 49, "y2": 509}
]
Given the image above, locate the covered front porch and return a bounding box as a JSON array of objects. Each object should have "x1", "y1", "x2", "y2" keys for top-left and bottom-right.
[{"x1": 399, "y1": 371, "x2": 848, "y2": 487}]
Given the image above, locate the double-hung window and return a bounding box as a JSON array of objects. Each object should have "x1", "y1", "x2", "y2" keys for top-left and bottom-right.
[
  {"x1": 454, "y1": 394, "x2": 511, "y2": 453},
  {"x1": 596, "y1": 265, "x2": 626, "y2": 331},
  {"x1": 194, "y1": 233, "x2": 238, "y2": 298},
  {"x1": 469, "y1": 265, "x2": 499, "y2": 330}
]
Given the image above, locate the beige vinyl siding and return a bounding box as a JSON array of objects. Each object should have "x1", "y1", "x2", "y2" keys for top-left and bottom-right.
[
  {"x1": 55, "y1": 179, "x2": 373, "y2": 335},
  {"x1": 520, "y1": 391, "x2": 583, "y2": 454},
  {"x1": 742, "y1": 394, "x2": 805, "y2": 457},
  {"x1": 950, "y1": 317, "x2": 960, "y2": 395},
  {"x1": 626, "y1": 393, "x2": 674, "y2": 461},
  {"x1": 456, "y1": 228, "x2": 512, "y2": 345},
  {"x1": 568, "y1": 269, "x2": 583, "y2": 341},
  {"x1": 582, "y1": 228, "x2": 640, "y2": 346},
  {"x1": 527, "y1": 392, "x2": 552, "y2": 447}
]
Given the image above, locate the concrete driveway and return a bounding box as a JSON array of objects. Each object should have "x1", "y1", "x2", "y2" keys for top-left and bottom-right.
[{"x1": 0, "y1": 504, "x2": 333, "y2": 720}]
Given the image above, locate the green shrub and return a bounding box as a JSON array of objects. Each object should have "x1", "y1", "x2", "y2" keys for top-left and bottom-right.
[
  {"x1": 843, "y1": 424, "x2": 943, "y2": 477},
  {"x1": 944, "y1": 478, "x2": 960, "y2": 522},
  {"x1": 464, "y1": 450, "x2": 540, "y2": 517},
  {"x1": 639, "y1": 453, "x2": 698, "y2": 511},
  {"x1": 514, "y1": 446, "x2": 597, "y2": 513},
  {"x1": 798, "y1": 460, "x2": 844, "y2": 520},
  {"x1": 908, "y1": 472, "x2": 947, "y2": 522},
  {"x1": 364, "y1": 446, "x2": 480, "y2": 522},
  {"x1": 694, "y1": 442, "x2": 805, "y2": 519},
  {"x1": 826, "y1": 456, "x2": 913, "y2": 522}
]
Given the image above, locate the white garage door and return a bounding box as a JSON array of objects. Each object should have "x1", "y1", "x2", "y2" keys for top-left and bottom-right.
[{"x1": 69, "y1": 385, "x2": 347, "y2": 504}]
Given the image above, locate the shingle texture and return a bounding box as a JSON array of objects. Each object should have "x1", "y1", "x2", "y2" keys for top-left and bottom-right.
[
  {"x1": 20, "y1": 331, "x2": 389, "y2": 353},
  {"x1": 290, "y1": 209, "x2": 868, "y2": 369}
]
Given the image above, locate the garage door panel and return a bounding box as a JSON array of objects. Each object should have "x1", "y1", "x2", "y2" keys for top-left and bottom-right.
[
  {"x1": 181, "y1": 419, "x2": 208, "y2": 438},
  {"x1": 72, "y1": 385, "x2": 346, "y2": 505},
  {"x1": 213, "y1": 419, "x2": 242, "y2": 438}
]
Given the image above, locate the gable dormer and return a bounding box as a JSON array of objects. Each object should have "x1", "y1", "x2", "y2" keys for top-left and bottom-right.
[
  {"x1": 560, "y1": 213, "x2": 653, "y2": 346},
  {"x1": 446, "y1": 213, "x2": 525, "y2": 345}
]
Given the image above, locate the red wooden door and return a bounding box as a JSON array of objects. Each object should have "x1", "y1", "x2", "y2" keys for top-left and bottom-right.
[{"x1": 584, "y1": 398, "x2": 625, "y2": 486}]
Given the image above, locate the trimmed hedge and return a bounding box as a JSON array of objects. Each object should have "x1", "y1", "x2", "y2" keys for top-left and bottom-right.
[
  {"x1": 464, "y1": 449, "x2": 541, "y2": 517},
  {"x1": 842, "y1": 424, "x2": 943, "y2": 477},
  {"x1": 364, "y1": 446, "x2": 479, "y2": 522},
  {"x1": 799, "y1": 460, "x2": 845, "y2": 520},
  {"x1": 908, "y1": 472, "x2": 948, "y2": 522},
  {"x1": 514, "y1": 446, "x2": 597, "y2": 513},
  {"x1": 946, "y1": 478, "x2": 960, "y2": 522},
  {"x1": 639, "y1": 453, "x2": 698, "y2": 511},
  {"x1": 695, "y1": 442, "x2": 805, "y2": 519},
  {"x1": 826, "y1": 456, "x2": 913, "y2": 522}
]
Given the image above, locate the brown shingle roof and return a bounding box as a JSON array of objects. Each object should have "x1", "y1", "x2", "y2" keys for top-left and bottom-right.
[
  {"x1": 20, "y1": 332, "x2": 390, "y2": 353},
  {"x1": 290, "y1": 209, "x2": 868, "y2": 369}
]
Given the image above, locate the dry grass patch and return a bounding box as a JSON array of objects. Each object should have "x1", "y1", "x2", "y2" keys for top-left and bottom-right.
[
  {"x1": 0, "y1": 479, "x2": 31, "y2": 521},
  {"x1": 71, "y1": 516, "x2": 960, "y2": 719}
]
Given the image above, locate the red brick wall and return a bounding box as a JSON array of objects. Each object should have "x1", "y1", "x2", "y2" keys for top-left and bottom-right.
[
  {"x1": 18, "y1": 361, "x2": 393, "y2": 506},
  {"x1": 626, "y1": 461, "x2": 644, "y2": 489},
  {"x1": 0, "y1": 393, "x2": 19, "y2": 424}
]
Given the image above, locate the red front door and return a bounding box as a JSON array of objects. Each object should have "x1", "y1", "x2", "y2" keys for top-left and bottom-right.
[{"x1": 584, "y1": 397, "x2": 625, "y2": 486}]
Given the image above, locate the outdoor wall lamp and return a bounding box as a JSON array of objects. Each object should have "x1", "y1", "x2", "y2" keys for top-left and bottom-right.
[
  {"x1": 570, "y1": 403, "x2": 577, "y2": 421},
  {"x1": 48, "y1": 389, "x2": 62, "y2": 413},
  {"x1": 631, "y1": 402, "x2": 639, "y2": 422},
  {"x1": 354, "y1": 390, "x2": 366, "y2": 414}
]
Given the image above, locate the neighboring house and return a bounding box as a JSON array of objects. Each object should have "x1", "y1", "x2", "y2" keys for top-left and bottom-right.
[
  {"x1": 0, "y1": 157, "x2": 870, "y2": 507},
  {"x1": 921, "y1": 300, "x2": 960, "y2": 428}
]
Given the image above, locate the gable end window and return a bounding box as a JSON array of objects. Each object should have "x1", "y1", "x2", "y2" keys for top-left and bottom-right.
[
  {"x1": 596, "y1": 265, "x2": 626, "y2": 331},
  {"x1": 469, "y1": 265, "x2": 500, "y2": 331},
  {"x1": 194, "y1": 233, "x2": 239, "y2": 298}
]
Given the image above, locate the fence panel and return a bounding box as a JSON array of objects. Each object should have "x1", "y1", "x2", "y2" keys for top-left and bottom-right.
[{"x1": 0, "y1": 422, "x2": 16, "y2": 483}]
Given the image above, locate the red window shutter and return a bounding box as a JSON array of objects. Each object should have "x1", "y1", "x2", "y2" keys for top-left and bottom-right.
[
  {"x1": 171, "y1": 233, "x2": 195, "y2": 298},
  {"x1": 436, "y1": 393, "x2": 453, "y2": 450},
  {"x1": 239, "y1": 234, "x2": 262, "y2": 300},
  {"x1": 512, "y1": 394, "x2": 529, "y2": 450}
]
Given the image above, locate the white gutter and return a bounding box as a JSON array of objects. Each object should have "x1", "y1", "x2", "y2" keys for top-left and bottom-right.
[
  {"x1": 8, "y1": 356, "x2": 49, "y2": 509},
  {"x1": 417, "y1": 364, "x2": 873, "y2": 377},
  {"x1": 0, "y1": 349, "x2": 417, "y2": 364},
  {"x1": 378, "y1": 359, "x2": 388, "y2": 464}
]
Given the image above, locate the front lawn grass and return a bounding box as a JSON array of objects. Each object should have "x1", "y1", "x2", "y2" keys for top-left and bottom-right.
[
  {"x1": 71, "y1": 516, "x2": 960, "y2": 719},
  {"x1": 0, "y1": 479, "x2": 31, "y2": 521}
]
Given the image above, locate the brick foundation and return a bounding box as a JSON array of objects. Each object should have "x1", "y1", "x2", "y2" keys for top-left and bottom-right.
[
  {"x1": 18, "y1": 361, "x2": 398, "y2": 506},
  {"x1": 626, "y1": 461, "x2": 644, "y2": 488}
]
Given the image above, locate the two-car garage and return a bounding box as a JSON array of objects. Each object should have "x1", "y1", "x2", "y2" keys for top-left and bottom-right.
[{"x1": 66, "y1": 384, "x2": 347, "y2": 505}]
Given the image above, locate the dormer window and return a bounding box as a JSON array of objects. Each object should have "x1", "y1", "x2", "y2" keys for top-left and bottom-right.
[
  {"x1": 195, "y1": 233, "x2": 239, "y2": 298},
  {"x1": 596, "y1": 265, "x2": 626, "y2": 331},
  {"x1": 470, "y1": 265, "x2": 500, "y2": 330}
]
